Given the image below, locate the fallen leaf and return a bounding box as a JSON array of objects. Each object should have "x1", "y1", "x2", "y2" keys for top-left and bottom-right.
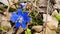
[
  {"x1": 36, "y1": 0, "x2": 47, "y2": 7},
  {"x1": 32, "y1": 26, "x2": 42, "y2": 32},
  {"x1": 0, "y1": 0, "x2": 13, "y2": 6},
  {"x1": 13, "y1": 0, "x2": 18, "y2": 3},
  {"x1": 52, "y1": 10, "x2": 58, "y2": 16},
  {"x1": 43, "y1": 14, "x2": 59, "y2": 29},
  {"x1": 54, "y1": 4, "x2": 60, "y2": 9},
  {"x1": 55, "y1": 0, "x2": 60, "y2": 4}
]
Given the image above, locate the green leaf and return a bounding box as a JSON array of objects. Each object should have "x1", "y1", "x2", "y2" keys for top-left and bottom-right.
[
  {"x1": 55, "y1": 14, "x2": 60, "y2": 21},
  {"x1": 1, "y1": 26, "x2": 10, "y2": 31},
  {"x1": 25, "y1": 28, "x2": 31, "y2": 34}
]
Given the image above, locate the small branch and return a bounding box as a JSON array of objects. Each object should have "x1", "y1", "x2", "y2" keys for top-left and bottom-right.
[
  {"x1": 4, "y1": 0, "x2": 11, "y2": 16},
  {"x1": 32, "y1": 3, "x2": 44, "y2": 13},
  {"x1": 16, "y1": 27, "x2": 24, "y2": 34},
  {"x1": 43, "y1": 0, "x2": 50, "y2": 34}
]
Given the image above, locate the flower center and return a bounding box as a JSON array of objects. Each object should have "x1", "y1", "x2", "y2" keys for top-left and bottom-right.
[{"x1": 18, "y1": 16, "x2": 23, "y2": 23}]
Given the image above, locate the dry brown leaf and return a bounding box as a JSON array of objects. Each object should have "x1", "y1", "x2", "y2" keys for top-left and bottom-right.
[
  {"x1": 1, "y1": 20, "x2": 11, "y2": 28},
  {"x1": 55, "y1": 0, "x2": 60, "y2": 4},
  {"x1": 43, "y1": 14, "x2": 59, "y2": 34},
  {"x1": 0, "y1": 0, "x2": 9, "y2": 6},
  {"x1": 52, "y1": 10, "x2": 58, "y2": 16},
  {"x1": 6, "y1": 28, "x2": 15, "y2": 34},
  {"x1": 13, "y1": 0, "x2": 18, "y2": 3},
  {"x1": 43, "y1": 14, "x2": 59, "y2": 29},
  {"x1": 0, "y1": 0, "x2": 18, "y2": 6},
  {"x1": 46, "y1": 26, "x2": 56, "y2": 34},
  {"x1": 36, "y1": 0, "x2": 47, "y2": 7},
  {"x1": 34, "y1": 32, "x2": 43, "y2": 34},
  {"x1": 54, "y1": 4, "x2": 60, "y2": 9},
  {"x1": 32, "y1": 26, "x2": 43, "y2": 32},
  {"x1": 0, "y1": 0, "x2": 13, "y2": 6}
]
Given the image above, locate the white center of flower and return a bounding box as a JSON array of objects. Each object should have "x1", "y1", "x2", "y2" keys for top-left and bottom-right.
[{"x1": 18, "y1": 16, "x2": 23, "y2": 23}]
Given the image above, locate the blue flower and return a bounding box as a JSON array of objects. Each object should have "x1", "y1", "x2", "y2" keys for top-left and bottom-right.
[
  {"x1": 20, "y1": 3, "x2": 26, "y2": 9},
  {"x1": 10, "y1": 9, "x2": 31, "y2": 29}
]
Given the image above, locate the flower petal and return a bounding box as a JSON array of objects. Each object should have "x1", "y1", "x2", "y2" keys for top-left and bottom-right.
[
  {"x1": 20, "y1": 3, "x2": 26, "y2": 9},
  {"x1": 14, "y1": 22, "x2": 21, "y2": 28},
  {"x1": 21, "y1": 21, "x2": 26, "y2": 29},
  {"x1": 26, "y1": 17, "x2": 31, "y2": 22},
  {"x1": 10, "y1": 12, "x2": 19, "y2": 22},
  {"x1": 17, "y1": 9, "x2": 22, "y2": 15},
  {"x1": 23, "y1": 11, "x2": 28, "y2": 16},
  {"x1": 23, "y1": 15, "x2": 31, "y2": 23},
  {"x1": 23, "y1": 11, "x2": 30, "y2": 22}
]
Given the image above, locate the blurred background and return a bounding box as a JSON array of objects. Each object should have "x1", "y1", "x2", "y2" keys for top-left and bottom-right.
[{"x1": 0, "y1": 0, "x2": 60, "y2": 34}]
